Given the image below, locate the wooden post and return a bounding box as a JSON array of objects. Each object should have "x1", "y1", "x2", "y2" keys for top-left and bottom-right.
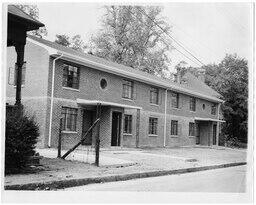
[
  {"x1": 95, "y1": 103, "x2": 101, "y2": 166},
  {"x1": 14, "y1": 43, "x2": 25, "y2": 106},
  {"x1": 57, "y1": 118, "x2": 63, "y2": 158}
]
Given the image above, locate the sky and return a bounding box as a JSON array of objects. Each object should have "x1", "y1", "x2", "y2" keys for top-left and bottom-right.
[{"x1": 36, "y1": 2, "x2": 252, "y2": 72}]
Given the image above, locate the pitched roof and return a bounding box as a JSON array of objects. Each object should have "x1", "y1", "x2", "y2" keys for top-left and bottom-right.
[
  {"x1": 8, "y1": 5, "x2": 44, "y2": 30},
  {"x1": 27, "y1": 35, "x2": 223, "y2": 103}
]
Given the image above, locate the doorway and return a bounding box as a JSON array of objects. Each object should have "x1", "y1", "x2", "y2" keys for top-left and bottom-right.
[
  {"x1": 82, "y1": 110, "x2": 95, "y2": 145},
  {"x1": 111, "y1": 112, "x2": 122, "y2": 146},
  {"x1": 213, "y1": 124, "x2": 217, "y2": 145}
]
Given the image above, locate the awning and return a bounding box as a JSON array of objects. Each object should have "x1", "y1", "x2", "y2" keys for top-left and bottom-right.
[
  {"x1": 194, "y1": 117, "x2": 225, "y2": 122},
  {"x1": 77, "y1": 99, "x2": 142, "y2": 110}
]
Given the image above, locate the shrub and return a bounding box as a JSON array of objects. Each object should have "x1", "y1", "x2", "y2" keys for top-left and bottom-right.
[{"x1": 5, "y1": 107, "x2": 40, "y2": 174}]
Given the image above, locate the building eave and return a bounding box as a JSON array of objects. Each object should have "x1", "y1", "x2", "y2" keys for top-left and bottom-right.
[
  {"x1": 57, "y1": 52, "x2": 224, "y2": 103},
  {"x1": 27, "y1": 37, "x2": 223, "y2": 103}
]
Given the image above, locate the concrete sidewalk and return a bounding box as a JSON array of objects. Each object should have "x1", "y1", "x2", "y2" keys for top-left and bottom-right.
[{"x1": 4, "y1": 146, "x2": 247, "y2": 190}]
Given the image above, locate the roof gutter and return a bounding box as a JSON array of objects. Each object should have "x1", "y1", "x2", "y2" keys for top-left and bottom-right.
[
  {"x1": 53, "y1": 51, "x2": 223, "y2": 103},
  {"x1": 48, "y1": 54, "x2": 63, "y2": 148}
]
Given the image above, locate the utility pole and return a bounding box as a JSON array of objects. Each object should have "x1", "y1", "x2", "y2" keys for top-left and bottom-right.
[{"x1": 95, "y1": 103, "x2": 101, "y2": 166}]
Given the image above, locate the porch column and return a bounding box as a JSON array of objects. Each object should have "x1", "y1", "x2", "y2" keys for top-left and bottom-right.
[
  {"x1": 14, "y1": 43, "x2": 25, "y2": 106},
  {"x1": 135, "y1": 109, "x2": 140, "y2": 148}
]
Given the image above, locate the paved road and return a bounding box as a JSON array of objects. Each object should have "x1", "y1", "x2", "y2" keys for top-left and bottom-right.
[{"x1": 65, "y1": 165, "x2": 246, "y2": 192}]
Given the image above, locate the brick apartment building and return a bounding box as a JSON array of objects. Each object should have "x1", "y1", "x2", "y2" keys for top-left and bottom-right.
[{"x1": 6, "y1": 35, "x2": 224, "y2": 150}]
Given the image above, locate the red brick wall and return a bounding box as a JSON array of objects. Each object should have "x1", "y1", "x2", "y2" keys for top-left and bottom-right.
[{"x1": 6, "y1": 41, "x2": 220, "y2": 149}]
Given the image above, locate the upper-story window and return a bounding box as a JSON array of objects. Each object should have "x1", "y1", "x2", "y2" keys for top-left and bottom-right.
[
  {"x1": 189, "y1": 97, "x2": 196, "y2": 111},
  {"x1": 62, "y1": 64, "x2": 80, "y2": 89},
  {"x1": 122, "y1": 80, "x2": 134, "y2": 99},
  {"x1": 171, "y1": 92, "x2": 179, "y2": 108},
  {"x1": 211, "y1": 104, "x2": 217, "y2": 115},
  {"x1": 150, "y1": 87, "x2": 159, "y2": 105}
]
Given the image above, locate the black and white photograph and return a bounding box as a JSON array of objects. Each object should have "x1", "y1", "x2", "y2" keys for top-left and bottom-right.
[{"x1": 0, "y1": 1, "x2": 254, "y2": 204}]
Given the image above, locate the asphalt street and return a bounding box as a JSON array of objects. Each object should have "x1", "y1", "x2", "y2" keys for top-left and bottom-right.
[{"x1": 65, "y1": 165, "x2": 246, "y2": 192}]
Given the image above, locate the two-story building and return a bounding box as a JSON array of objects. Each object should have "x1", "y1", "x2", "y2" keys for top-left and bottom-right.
[{"x1": 6, "y1": 35, "x2": 224, "y2": 150}]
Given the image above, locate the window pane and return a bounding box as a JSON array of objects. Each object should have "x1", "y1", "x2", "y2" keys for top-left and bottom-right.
[
  {"x1": 149, "y1": 118, "x2": 158, "y2": 135},
  {"x1": 62, "y1": 64, "x2": 80, "y2": 89},
  {"x1": 171, "y1": 120, "x2": 178, "y2": 135},
  {"x1": 61, "y1": 107, "x2": 78, "y2": 131},
  {"x1": 122, "y1": 80, "x2": 133, "y2": 99},
  {"x1": 171, "y1": 92, "x2": 179, "y2": 108}
]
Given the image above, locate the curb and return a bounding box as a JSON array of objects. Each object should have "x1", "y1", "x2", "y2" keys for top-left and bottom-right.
[{"x1": 4, "y1": 162, "x2": 246, "y2": 190}]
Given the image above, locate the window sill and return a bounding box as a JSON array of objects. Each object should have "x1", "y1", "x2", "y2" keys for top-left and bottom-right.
[
  {"x1": 63, "y1": 87, "x2": 80, "y2": 92},
  {"x1": 123, "y1": 133, "x2": 133, "y2": 136},
  {"x1": 150, "y1": 103, "x2": 159, "y2": 107},
  {"x1": 171, "y1": 107, "x2": 181, "y2": 110},
  {"x1": 122, "y1": 98, "x2": 134, "y2": 102},
  {"x1": 170, "y1": 135, "x2": 179, "y2": 138},
  {"x1": 148, "y1": 134, "x2": 158, "y2": 137},
  {"x1": 189, "y1": 110, "x2": 196, "y2": 113},
  {"x1": 61, "y1": 131, "x2": 77, "y2": 134},
  {"x1": 189, "y1": 136, "x2": 196, "y2": 138}
]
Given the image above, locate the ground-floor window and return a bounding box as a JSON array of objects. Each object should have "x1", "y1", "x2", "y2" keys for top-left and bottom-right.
[
  {"x1": 171, "y1": 120, "x2": 178, "y2": 135},
  {"x1": 149, "y1": 117, "x2": 158, "y2": 135},
  {"x1": 61, "y1": 107, "x2": 78, "y2": 131},
  {"x1": 124, "y1": 114, "x2": 132, "y2": 134},
  {"x1": 189, "y1": 122, "x2": 195, "y2": 136}
]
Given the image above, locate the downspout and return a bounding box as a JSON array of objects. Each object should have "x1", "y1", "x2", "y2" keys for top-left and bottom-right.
[
  {"x1": 163, "y1": 89, "x2": 168, "y2": 147},
  {"x1": 48, "y1": 54, "x2": 63, "y2": 147}
]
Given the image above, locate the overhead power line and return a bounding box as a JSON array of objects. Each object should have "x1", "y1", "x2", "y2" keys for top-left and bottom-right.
[
  {"x1": 125, "y1": 7, "x2": 202, "y2": 67},
  {"x1": 136, "y1": 7, "x2": 205, "y2": 66}
]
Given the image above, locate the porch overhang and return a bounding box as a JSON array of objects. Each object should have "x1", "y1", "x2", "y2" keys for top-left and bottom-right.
[
  {"x1": 194, "y1": 117, "x2": 225, "y2": 123},
  {"x1": 77, "y1": 99, "x2": 142, "y2": 110}
]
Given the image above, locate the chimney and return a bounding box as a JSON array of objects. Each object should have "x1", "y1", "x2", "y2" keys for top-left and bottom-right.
[
  {"x1": 175, "y1": 67, "x2": 181, "y2": 84},
  {"x1": 197, "y1": 68, "x2": 205, "y2": 82}
]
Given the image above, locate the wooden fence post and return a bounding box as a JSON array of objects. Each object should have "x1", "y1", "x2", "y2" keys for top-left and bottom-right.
[
  {"x1": 95, "y1": 103, "x2": 101, "y2": 166},
  {"x1": 57, "y1": 118, "x2": 63, "y2": 158}
]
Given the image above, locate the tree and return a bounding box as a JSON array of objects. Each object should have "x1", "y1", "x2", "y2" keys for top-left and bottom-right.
[
  {"x1": 90, "y1": 6, "x2": 172, "y2": 77},
  {"x1": 175, "y1": 54, "x2": 248, "y2": 145},
  {"x1": 55, "y1": 34, "x2": 87, "y2": 52},
  {"x1": 204, "y1": 54, "x2": 248, "y2": 144},
  {"x1": 16, "y1": 4, "x2": 47, "y2": 38}
]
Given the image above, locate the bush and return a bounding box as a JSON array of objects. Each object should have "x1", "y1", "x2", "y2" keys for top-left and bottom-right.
[{"x1": 5, "y1": 107, "x2": 40, "y2": 174}]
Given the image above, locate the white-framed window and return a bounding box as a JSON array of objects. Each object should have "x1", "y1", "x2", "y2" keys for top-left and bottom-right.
[
  {"x1": 211, "y1": 104, "x2": 217, "y2": 115},
  {"x1": 124, "y1": 114, "x2": 132, "y2": 134},
  {"x1": 62, "y1": 64, "x2": 80, "y2": 89},
  {"x1": 149, "y1": 117, "x2": 158, "y2": 135},
  {"x1": 171, "y1": 92, "x2": 179, "y2": 108},
  {"x1": 189, "y1": 122, "x2": 195, "y2": 136},
  {"x1": 189, "y1": 97, "x2": 196, "y2": 111},
  {"x1": 150, "y1": 87, "x2": 159, "y2": 105},
  {"x1": 61, "y1": 107, "x2": 78, "y2": 131},
  {"x1": 122, "y1": 80, "x2": 134, "y2": 99},
  {"x1": 171, "y1": 120, "x2": 178, "y2": 135}
]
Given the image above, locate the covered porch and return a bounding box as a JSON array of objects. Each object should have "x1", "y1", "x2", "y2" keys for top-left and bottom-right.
[
  {"x1": 195, "y1": 117, "x2": 225, "y2": 146},
  {"x1": 77, "y1": 99, "x2": 142, "y2": 148}
]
